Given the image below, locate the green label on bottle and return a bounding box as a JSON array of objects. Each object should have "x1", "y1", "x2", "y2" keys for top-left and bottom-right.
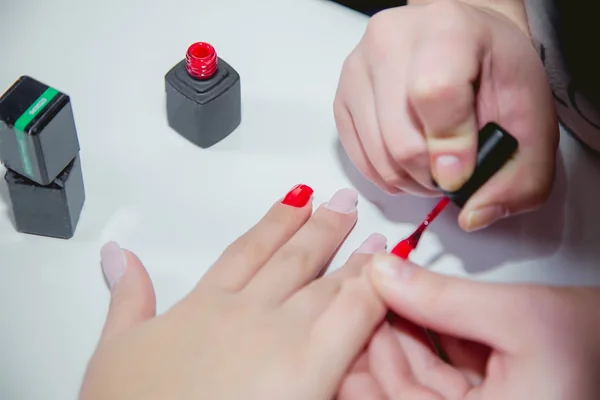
[{"x1": 13, "y1": 87, "x2": 59, "y2": 178}]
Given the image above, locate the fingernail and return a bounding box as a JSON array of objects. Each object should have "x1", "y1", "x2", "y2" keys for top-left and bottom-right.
[
  {"x1": 465, "y1": 205, "x2": 507, "y2": 232},
  {"x1": 281, "y1": 184, "x2": 314, "y2": 208},
  {"x1": 324, "y1": 188, "x2": 358, "y2": 214},
  {"x1": 372, "y1": 253, "x2": 413, "y2": 283},
  {"x1": 354, "y1": 233, "x2": 388, "y2": 254},
  {"x1": 100, "y1": 241, "x2": 127, "y2": 289},
  {"x1": 433, "y1": 154, "x2": 471, "y2": 192}
]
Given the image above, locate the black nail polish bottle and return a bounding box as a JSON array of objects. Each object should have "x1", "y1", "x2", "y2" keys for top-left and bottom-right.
[{"x1": 165, "y1": 42, "x2": 241, "y2": 148}]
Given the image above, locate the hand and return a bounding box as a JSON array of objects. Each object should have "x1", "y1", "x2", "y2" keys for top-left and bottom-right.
[
  {"x1": 79, "y1": 185, "x2": 388, "y2": 400},
  {"x1": 333, "y1": 1, "x2": 559, "y2": 231},
  {"x1": 338, "y1": 253, "x2": 600, "y2": 400}
]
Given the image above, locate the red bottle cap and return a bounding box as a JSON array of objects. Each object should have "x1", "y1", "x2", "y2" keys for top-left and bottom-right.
[{"x1": 185, "y1": 42, "x2": 218, "y2": 79}]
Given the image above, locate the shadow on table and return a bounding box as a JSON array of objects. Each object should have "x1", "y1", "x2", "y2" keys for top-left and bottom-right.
[
  {"x1": 555, "y1": 141, "x2": 600, "y2": 264},
  {"x1": 334, "y1": 138, "x2": 569, "y2": 274}
]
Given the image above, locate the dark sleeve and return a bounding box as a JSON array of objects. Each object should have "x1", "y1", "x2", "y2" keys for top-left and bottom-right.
[{"x1": 525, "y1": 0, "x2": 600, "y2": 153}]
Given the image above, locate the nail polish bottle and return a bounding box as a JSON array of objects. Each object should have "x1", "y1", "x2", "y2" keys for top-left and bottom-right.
[
  {"x1": 5, "y1": 155, "x2": 85, "y2": 239},
  {"x1": 165, "y1": 42, "x2": 241, "y2": 148},
  {"x1": 0, "y1": 76, "x2": 81, "y2": 185}
]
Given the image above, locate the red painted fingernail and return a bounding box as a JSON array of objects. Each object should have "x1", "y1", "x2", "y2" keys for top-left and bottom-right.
[{"x1": 281, "y1": 184, "x2": 314, "y2": 208}]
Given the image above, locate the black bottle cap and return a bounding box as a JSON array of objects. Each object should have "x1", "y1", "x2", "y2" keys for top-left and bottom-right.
[{"x1": 434, "y1": 122, "x2": 518, "y2": 207}]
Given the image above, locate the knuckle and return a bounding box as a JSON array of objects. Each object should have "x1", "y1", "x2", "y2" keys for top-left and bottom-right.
[
  {"x1": 276, "y1": 245, "x2": 312, "y2": 269},
  {"x1": 340, "y1": 50, "x2": 363, "y2": 78},
  {"x1": 425, "y1": 0, "x2": 468, "y2": 28},
  {"x1": 391, "y1": 143, "x2": 428, "y2": 165},
  {"x1": 380, "y1": 185, "x2": 403, "y2": 195},
  {"x1": 227, "y1": 236, "x2": 269, "y2": 264},
  {"x1": 381, "y1": 172, "x2": 402, "y2": 189},
  {"x1": 311, "y1": 209, "x2": 352, "y2": 234},
  {"x1": 221, "y1": 204, "x2": 298, "y2": 262},
  {"x1": 380, "y1": 168, "x2": 409, "y2": 189},
  {"x1": 364, "y1": 11, "x2": 397, "y2": 60},
  {"x1": 411, "y1": 74, "x2": 459, "y2": 106}
]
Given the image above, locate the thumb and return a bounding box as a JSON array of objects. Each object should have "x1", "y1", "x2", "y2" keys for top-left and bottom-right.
[
  {"x1": 407, "y1": 33, "x2": 483, "y2": 192},
  {"x1": 99, "y1": 241, "x2": 156, "y2": 342},
  {"x1": 368, "y1": 253, "x2": 526, "y2": 351}
]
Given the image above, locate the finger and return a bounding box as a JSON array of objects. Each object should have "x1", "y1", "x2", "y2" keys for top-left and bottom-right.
[
  {"x1": 369, "y1": 253, "x2": 538, "y2": 352},
  {"x1": 337, "y1": 51, "x2": 431, "y2": 196},
  {"x1": 347, "y1": 85, "x2": 436, "y2": 197},
  {"x1": 369, "y1": 322, "x2": 443, "y2": 400},
  {"x1": 387, "y1": 315, "x2": 471, "y2": 399},
  {"x1": 347, "y1": 351, "x2": 370, "y2": 375},
  {"x1": 308, "y1": 273, "x2": 386, "y2": 394},
  {"x1": 245, "y1": 188, "x2": 359, "y2": 303},
  {"x1": 338, "y1": 372, "x2": 387, "y2": 400},
  {"x1": 437, "y1": 335, "x2": 490, "y2": 386},
  {"x1": 285, "y1": 233, "x2": 387, "y2": 322},
  {"x1": 456, "y1": 14, "x2": 560, "y2": 231},
  {"x1": 335, "y1": 97, "x2": 401, "y2": 195},
  {"x1": 335, "y1": 51, "x2": 401, "y2": 195},
  {"x1": 369, "y1": 45, "x2": 437, "y2": 192},
  {"x1": 202, "y1": 183, "x2": 313, "y2": 292},
  {"x1": 407, "y1": 23, "x2": 484, "y2": 192},
  {"x1": 99, "y1": 242, "x2": 156, "y2": 342}
]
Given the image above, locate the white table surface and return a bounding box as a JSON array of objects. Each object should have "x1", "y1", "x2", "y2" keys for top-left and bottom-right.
[{"x1": 1, "y1": 0, "x2": 600, "y2": 398}]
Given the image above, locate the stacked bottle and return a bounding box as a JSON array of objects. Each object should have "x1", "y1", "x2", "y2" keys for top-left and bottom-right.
[{"x1": 0, "y1": 76, "x2": 85, "y2": 239}]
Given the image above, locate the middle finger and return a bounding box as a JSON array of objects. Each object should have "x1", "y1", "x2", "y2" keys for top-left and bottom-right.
[
  {"x1": 244, "y1": 188, "x2": 359, "y2": 303},
  {"x1": 284, "y1": 233, "x2": 387, "y2": 322}
]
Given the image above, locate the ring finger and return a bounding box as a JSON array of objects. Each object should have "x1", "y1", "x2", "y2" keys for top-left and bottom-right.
[
  {"x1": 338, "y1": 52, "x2": 426, "y2": 195},
  {"x1": 371, "y1": 50, "x2": 438, "y2": 195},
  {"x1": 346, "y1": 63, "x2": 427, "y2": 195}
]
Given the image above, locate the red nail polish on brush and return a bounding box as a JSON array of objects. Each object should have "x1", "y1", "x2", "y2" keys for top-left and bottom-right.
[
  {"x1": 391, "y1": 197, "x2": 449, "y2": 259},
  {"x1": 282, "y1": 184, "x2": 314, "y2": 207}
]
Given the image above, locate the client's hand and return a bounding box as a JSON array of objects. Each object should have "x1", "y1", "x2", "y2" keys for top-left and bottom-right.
[{"x1": 79, "y1": 185, "x2": 387, "y2": 400}]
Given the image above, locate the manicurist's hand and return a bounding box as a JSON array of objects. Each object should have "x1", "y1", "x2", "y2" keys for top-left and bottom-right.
[
  {"x1": 79, "y1": 185, "x2": 388, "y2": 400},
  {"x1": 334, "y1": 0, "x2": 559, "y2": 231},
  {"x1": 339, "y1": 253, "x2": 600, "y2": 400}
]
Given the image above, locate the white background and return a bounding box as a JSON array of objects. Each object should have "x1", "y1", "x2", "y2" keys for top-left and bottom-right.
[{"x1": 1, "y1": 0, "x2": 600, "y2": 398}]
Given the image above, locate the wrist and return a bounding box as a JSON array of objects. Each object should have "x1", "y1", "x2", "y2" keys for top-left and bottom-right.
[{"x1": 408, "y1": 0, "x2": 530, "y2": 37}]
